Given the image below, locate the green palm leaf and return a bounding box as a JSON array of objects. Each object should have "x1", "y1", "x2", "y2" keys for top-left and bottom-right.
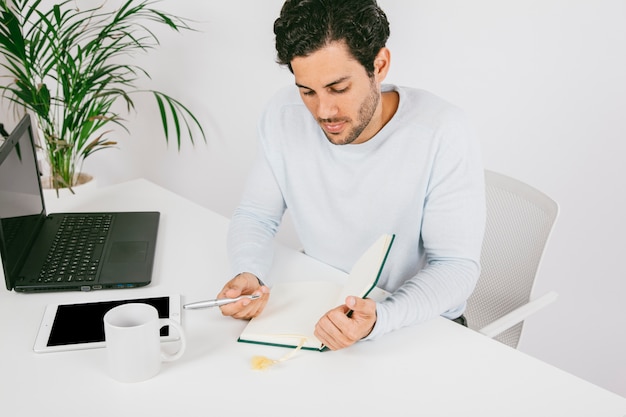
[{"x1": 0, "y1": 0, "x2": 205, "y2": 191}]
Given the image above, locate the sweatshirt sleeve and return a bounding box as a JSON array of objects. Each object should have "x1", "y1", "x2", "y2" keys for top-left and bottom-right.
[
  {"x1": 226, "y1": 147, "x2": 286, "y2": 285},
  {"x1": 366, "y1": 107, "x2": 485, "y2": 339}
]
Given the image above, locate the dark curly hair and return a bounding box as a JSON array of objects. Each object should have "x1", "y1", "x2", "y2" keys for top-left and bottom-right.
[{"x1": 274, "y1": 0, "x2": 390, "y2": 76}]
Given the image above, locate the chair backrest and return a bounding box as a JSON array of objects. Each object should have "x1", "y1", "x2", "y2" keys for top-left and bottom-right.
[{"x1": 465, "y1": 170, "x2": 559, "y2": 348}]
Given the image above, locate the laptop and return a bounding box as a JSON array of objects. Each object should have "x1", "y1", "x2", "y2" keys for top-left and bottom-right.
[{"x1": 0, "y1": 114, "x2": 160, "y2": 292}]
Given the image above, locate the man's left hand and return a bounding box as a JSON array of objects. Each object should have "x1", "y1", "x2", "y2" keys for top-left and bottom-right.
[{"x1": 314, "y1": 296, "x2": 377, "y2": 351}]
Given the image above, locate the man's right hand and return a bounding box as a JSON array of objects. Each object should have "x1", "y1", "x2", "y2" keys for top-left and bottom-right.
[{"x1": 217, "y1": 272, "x2": 269, "y2": 320}]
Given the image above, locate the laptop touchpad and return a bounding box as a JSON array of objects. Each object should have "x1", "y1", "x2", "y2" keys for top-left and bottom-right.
[{"x1": 109, "y1": 241, "x2": 148, "y2": 262}]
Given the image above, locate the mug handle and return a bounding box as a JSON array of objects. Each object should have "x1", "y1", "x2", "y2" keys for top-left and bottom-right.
[{"x1": 159, "y1": 319, "x2": 187, "y2": 362}]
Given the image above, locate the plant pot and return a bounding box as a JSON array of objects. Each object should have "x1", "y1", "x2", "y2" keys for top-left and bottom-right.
[{"x1": 41, "y1": 172, "x2": 98, "y2": 200}]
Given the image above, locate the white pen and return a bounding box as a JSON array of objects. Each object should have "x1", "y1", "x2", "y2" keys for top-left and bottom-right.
[{"x1": 183, "y1": 294, "x2": 261, "y2": 310}]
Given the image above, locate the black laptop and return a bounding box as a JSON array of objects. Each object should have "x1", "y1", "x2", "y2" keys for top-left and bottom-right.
[{"x1": 0, "y1": 115, "x2": 160, "y2": 292}]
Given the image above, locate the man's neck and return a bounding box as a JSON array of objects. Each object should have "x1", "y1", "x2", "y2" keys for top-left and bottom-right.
[{"x1": 381, "y1": 90, "x2": 400, "y2": 128}]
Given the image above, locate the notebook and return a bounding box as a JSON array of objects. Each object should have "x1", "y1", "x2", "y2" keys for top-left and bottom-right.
[{"x1": 0, "y1": 114, "x2": 160, "y2": 293}]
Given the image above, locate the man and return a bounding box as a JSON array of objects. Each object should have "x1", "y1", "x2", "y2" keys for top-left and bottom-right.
[{"x1": 217, "y1": 0, "x2": 485, "y2": 351}]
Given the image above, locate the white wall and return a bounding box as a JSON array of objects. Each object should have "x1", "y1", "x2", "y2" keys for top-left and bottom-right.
[{"x1": 3, "y1": 0, "x2": 624, "y2": 397}]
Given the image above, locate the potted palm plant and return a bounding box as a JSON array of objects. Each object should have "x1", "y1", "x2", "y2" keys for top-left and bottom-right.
[{"x1": 0, "y1": 0, "x2": 205, "y2": 194}]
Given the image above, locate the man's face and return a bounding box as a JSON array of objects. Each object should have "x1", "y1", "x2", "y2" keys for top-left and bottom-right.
[{"x1": 291, "y1": 41, "x2": 383, "y2": 145}]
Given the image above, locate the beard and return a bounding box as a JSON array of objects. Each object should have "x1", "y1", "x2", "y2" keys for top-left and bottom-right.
[{"x1": 319, "y1": 79, "x2": 380, "y2": 145}]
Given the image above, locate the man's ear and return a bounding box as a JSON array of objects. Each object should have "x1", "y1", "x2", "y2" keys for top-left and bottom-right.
[{"x1": 373, "y1": 47, "x2": 391, "y2": 82}]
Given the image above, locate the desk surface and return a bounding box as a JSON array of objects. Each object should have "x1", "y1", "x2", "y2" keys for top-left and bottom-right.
[{"x1": 1, "y1": 179, "x2": 624, "y2": 416}]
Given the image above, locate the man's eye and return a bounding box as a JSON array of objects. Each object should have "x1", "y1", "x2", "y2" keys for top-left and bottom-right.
[
  {"x1": 302, "y1": 90, "x2": 315, "y2": 97},
  {"x1": 331, "y1": 87, "x2": 349, "y2": 94}
]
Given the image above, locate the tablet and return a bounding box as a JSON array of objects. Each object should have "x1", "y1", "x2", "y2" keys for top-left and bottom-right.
[{"x1": 34, "y1": 294, "x2": 181, "y2": 353}]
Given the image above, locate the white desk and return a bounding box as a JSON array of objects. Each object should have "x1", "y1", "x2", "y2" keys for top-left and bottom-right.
[{"x1": 1, "y1": 179, "x2": 624, "y2": 416}]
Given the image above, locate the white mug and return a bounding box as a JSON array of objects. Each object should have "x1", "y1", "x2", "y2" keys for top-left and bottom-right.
[{"x1": 103, "y1": 303, "x2": 186, "y2": 383}]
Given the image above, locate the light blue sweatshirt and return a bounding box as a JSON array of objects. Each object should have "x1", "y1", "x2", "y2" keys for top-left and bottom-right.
[{"x1": 228, "y1": 84, "x2": 485, "y2": 339}]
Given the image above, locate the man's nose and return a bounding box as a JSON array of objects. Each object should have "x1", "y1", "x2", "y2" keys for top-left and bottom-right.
[{"x1": 317, "y1": 94, "x2": 339, "y2": 120}]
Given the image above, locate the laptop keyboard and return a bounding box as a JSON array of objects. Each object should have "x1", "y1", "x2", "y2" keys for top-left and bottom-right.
[{"x1": 38, "y1": 215, "x2": 113, "y2": 283}]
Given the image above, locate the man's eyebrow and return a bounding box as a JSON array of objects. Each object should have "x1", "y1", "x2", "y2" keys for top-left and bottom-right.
[{"x1": 295, "y1": 76, "x2": 351, "y2": 90}]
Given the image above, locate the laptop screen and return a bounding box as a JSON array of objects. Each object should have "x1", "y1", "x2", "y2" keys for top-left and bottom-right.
[{"x1": 0, "y1": 115, "x2": 46, "y2": 286}]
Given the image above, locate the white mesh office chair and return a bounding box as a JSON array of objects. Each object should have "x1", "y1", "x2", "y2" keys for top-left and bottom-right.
[{"x1": 464, "y1": 170, "x2": 559, "y2": 349}]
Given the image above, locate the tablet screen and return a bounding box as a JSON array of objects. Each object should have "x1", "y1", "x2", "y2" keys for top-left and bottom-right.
[{"x1": 47, "y1": 296, "x2": 170, "y2": 347}]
